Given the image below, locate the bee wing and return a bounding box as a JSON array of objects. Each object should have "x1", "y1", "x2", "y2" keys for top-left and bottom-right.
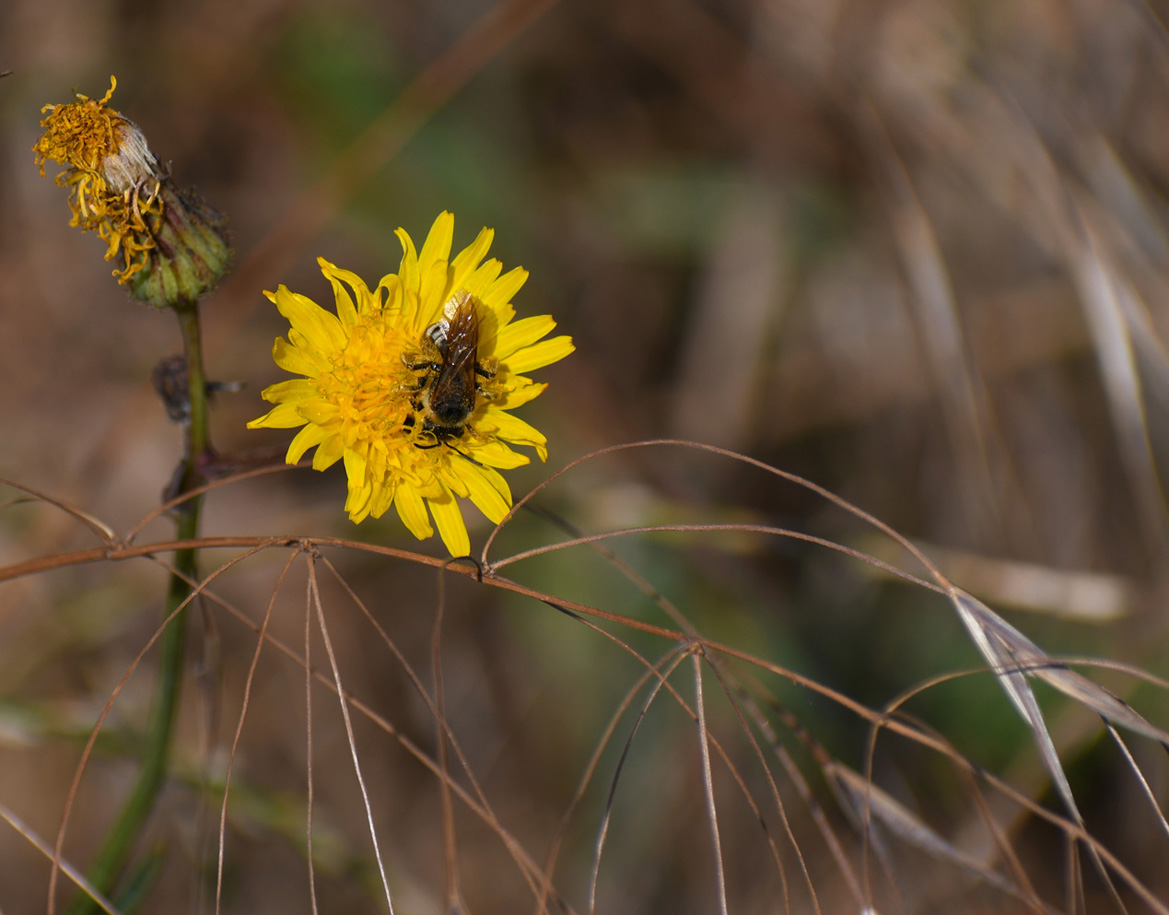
[
  {"x1": 440, "y1": 295, "x2": 480, "y2": 377},
  {"x1": 425, "y1": 294, "x2": 480, "y2": 419}
]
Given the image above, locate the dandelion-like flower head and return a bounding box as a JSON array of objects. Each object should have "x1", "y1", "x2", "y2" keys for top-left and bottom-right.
[
  {"x1": 249, "y1": 212, "x2": 575, "y2": 556},
  {"x1": 33, "y1": 76, "x2": 164, "y2": 281},
  {"x1": 33, "y1": 76, "x2": 230, "y2": 303}
]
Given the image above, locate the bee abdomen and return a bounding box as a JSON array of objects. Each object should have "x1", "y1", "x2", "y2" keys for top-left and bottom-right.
[
  {"x1": 425, "y1": 320, "x2": 448, "y2": 352},
  {"x1": 430, "y1": 400, "x2": 472, "y2": 425}
]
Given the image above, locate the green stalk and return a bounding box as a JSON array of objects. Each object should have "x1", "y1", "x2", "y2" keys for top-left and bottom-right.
[{"x1": 69, "y1": 299, "x2": 209, "y2": 914}]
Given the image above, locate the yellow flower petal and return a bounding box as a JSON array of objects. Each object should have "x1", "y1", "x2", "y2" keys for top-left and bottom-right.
[
  {"x1": 343, "y1": 446, "x2": 368, "y2": 493},
  {"x1": 273, "y1": 287, "x2": 347, "y2": 353},
  {"x1": 455, "y1": 462, "x2": 512, "y2": 524},
  {"x1": 505, "y1": 335, "x2": 575, "y2": 373},
  {"x1": 345, "y1": 477, "x2": 373, "y2": 522},
  {"x1": 395, "y1": 484, "x2": 433, "y2": 540},
  {"x1": 470, "y1": 439, "x2": 531, "y2": 469},
  {"x1": 483, "y1": 409, "x2": 548, "y2": 460},
  {"x1": 463, "y1": 259, "x2": 503, "y2": 301},
  {"x1": 419, "y1": 259, "x2": 450, "y2": 327},
  {"x1": 418, "y1": 211, "x2": 454, "y2": 278},
  {"x1": 273, "y1": 338, "x2": 326, "y2": 377},
  {"x1": 370, "y1": 476, "x2": 397, "y2": 519},
  {"x1": 287, "y1": 423, "x2": 329, "y2": 464},
  {"x1": 313, "y1": 431, "x2": 345, "y2": 470},
  {"x1": 449, "y1": 226, "x2": 493, "y2": 291},
  {"x1": 430, "y1": 491, "x2": 470, "y2": 557},
  {"x1": 441, "y1": 461, "x2": 470, "y2": 498},
  {"x1": 298, "y1": 398, "x2": 341, "y2": 425},
  {"x1": 396, "y1": 227, "x2": 420, "y2": 294},
  {"x1": 374, "y1": 273, "x2": 404, "y2": 317},
  {"x1": 259, "y1": 377, "x2": 318, "y2": 405},
  {"x1": 495, "y1": 381, "x2": 547, "y2": 410},
  {"x1": 494, "y1": 315, "x2": 556, "y2": 360},
  {"x1": 319, "y1": 257, "x2": 369, "y2": 327},
  {"x1": 247, "y1": 400, "x2": 306, "y2": 429},
  {"x1": 480, "y1": 265, "x2": 528, "y2": 312}
]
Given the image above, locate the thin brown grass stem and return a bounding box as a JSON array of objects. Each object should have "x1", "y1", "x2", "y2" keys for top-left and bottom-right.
[
  {"x1": 306, "y1": 553, "x2": 396, "y2": 914},
  {"x1": 190, "y1": 590, "x2": 222, "y2": 915},
  {"x1": 1107, "y1": 725, "x2": 1169, "y2": 841},
  {"x1": 432, "y1": 564, "x2": 462, "y2": 913},
  {"x1": 1064, "y1": 836, "x2": 1081, "y2": 913},
  {"x1": 0, "y1": 803, "x2": 121, "y2": 915},
  {"x1": 490, "y1": 523, "x2": 941, "y2": 597},
  {"x1": 45, "y1": 543, "x2": 270, "y2": 914},
  {"x1": 0, "y1": 534, "x2": 471, "y2": 587},
  {"x1": 116, "y1": 551, "x2": 566, "y2": 908},
  {"x1": 314, "y1": 557, "x2": 555, "y2": 905},
  {"x1": 214, "y1": 549, "x2": 302, "y2": 914},
  {"x1": 702, "y1": 663, "x2": 805, "y2": 914},
  {"x1": 517, "y1": 503, "x2": 701, "y2": 637},
  {"x1": 304, "y1": 572, "x2": 320, "y2": 915},
  {"x1": 534, "y1": 649, "x2": 679, "y2": 915},
  {"x1": 955, "y1": 765, "x2": 1044, "y2": 910},
  {"x1": 726, "y1": 668, "x2": 865, "y2": 909},
  {"x1": 482, "y1": 440, "x2": 950, "y2": 589},
  {"x1": 121, "y1": 463, "x2": 301, "y2": 545},
  {"x1": 586, "y1": 650, "x2": 688, "y2": 915},
  {"x1": 539, "y1": 600, "x2": 817, "y2": 912},
  {"x1": 0, "y1": 477, "x2": 117, "y2": 544},
  {"x1": 528, "y1": 504, "x2": 808, "y2": 912},
  {"x1": 692, "y1": 651, "x2": 729, "y2": 915},
  {"x1": 857, "y1": 703, "x2": 1043, "y2": 911},
  {"x1": 865, "y1": 666, "x2": 1167, "y2": 912}
]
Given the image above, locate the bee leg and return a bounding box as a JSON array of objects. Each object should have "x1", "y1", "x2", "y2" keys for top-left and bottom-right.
[
  {"x1": 444, "y1": 442, "x2": 484, "y2": 466},
  {"x1": 473, "y1": 361, "x2": 497, "y2": 400},
  {"x1": 403, "y1": 362, "x2": 436, "y2": 394}
]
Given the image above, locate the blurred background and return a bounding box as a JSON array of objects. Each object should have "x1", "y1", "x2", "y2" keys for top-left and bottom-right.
[{"x1": 3, "y1": 0, "x2": 1169, "y2": 912}]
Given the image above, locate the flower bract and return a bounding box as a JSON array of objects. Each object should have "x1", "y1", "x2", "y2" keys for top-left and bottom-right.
[{"x1": 248, "y1": 212, "x2": 575, "y2": 556}]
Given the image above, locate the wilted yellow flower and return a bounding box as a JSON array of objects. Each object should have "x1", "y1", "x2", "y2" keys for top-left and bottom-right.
[
  {"x1": 33, "y1": 76, "x2": 230, "y2": 304},
  {"x1": 34, "y1": 77, "x2": 162, "y2": 275},
  {"x1": 248, "y1": 212, "x2": 575, "y2": 556}
]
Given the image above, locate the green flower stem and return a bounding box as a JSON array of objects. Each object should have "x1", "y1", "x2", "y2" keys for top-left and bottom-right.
[
  {"x1": 177, "y1": 300, "x2": 210, "y2": 459},
  {"x1": 69, "y1": 299, "x2": 209, "y2": 914}
]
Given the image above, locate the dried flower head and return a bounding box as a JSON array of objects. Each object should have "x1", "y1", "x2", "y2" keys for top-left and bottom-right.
[
  {"x1": 248, "y1": 212, "x2": 575, "y2": 557},
  {"x1": 33, "y1": 76, "x2": 230, "y2": 306}
]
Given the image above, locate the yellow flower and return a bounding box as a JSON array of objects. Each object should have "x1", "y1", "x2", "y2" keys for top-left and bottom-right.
[
  {"x1": 33, "y1": 76, "x2": 231, "y2": 303},
  {"x1": 33, "y1": 76, "x2": 163, "y2": 281},
  {"x1": 248, "y1": 212, "x2": 575, "y2": 556}
]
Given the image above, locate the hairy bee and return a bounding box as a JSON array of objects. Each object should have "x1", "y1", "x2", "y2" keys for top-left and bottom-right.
[{"x1": 404, "y1": 292, "x2": 496, "y2": 447}]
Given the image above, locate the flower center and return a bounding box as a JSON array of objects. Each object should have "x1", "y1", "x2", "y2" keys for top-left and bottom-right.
[{"x1": 319, "y1": 313, "x2": 419, "y2": 444}]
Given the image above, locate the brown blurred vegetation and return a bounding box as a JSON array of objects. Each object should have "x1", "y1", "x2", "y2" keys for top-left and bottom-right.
[{"x1": 4, "y1": 0, "x2": 1169, "y2": 912}]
